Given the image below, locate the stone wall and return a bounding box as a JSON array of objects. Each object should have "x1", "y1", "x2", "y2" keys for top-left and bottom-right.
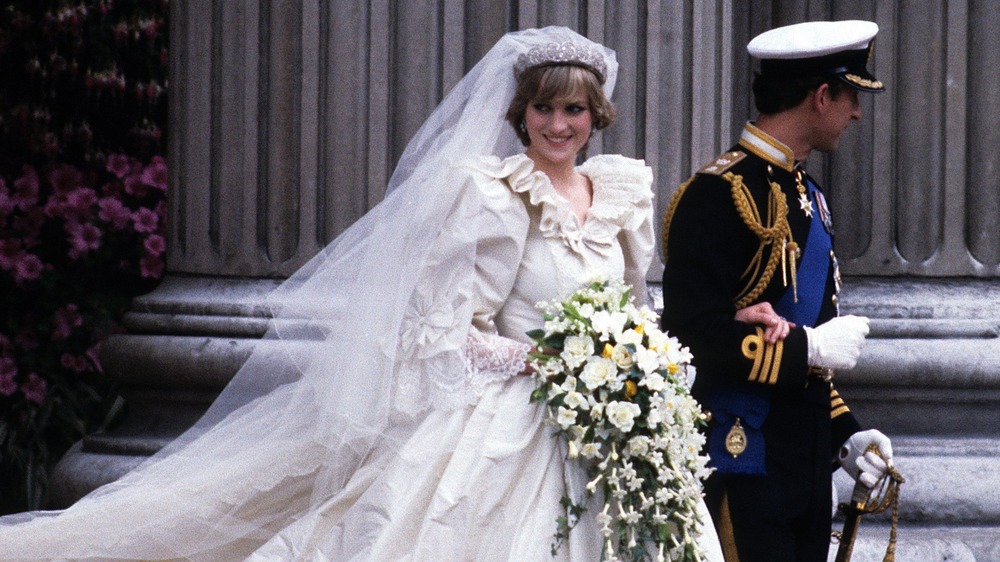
[{"x1": 49, "y1": 2, "x2": 1000, "y2": 559}]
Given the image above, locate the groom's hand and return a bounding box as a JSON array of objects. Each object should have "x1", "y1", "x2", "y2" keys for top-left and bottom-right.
[{"x1": 736, "y1": 302, "x2": 793, "y2": 344}]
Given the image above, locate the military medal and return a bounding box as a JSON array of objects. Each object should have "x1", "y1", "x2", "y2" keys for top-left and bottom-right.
[
  {"x1": 725, "y1": 418, "x2": 748, "y2": 458},
  {"x1": 798, "y1": 192, "x2": 814, "y2": 217},
  {"x1": 814, "y1": 189, "x2": 835, "y2": 234},
  {"x1": 794, "y1": 169, "x2": 814, "y2": 217}
]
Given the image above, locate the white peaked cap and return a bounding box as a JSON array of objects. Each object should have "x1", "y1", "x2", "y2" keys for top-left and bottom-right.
[
  {"x1": 747, "y1": 20, "x2": 878, "y2": 59},
  {"x1": 747, "y1": 20, "x2": 884, "y2": 92}
]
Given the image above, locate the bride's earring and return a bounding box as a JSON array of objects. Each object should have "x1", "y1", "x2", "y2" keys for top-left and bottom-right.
[{"x1": 519, "y1": 120, "x2": 526, "y2": 133}]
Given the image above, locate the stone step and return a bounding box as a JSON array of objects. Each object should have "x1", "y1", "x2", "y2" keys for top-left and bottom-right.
[
  {"x1": 833, "y1": 437, "x2": 1000, "y2": 526},
  {"x1": 827, "y1": 523, "x2": 1000, "y2": 562},
  {"x1": 833, "y1": 323, "x2": 1000, "y2": 436}
]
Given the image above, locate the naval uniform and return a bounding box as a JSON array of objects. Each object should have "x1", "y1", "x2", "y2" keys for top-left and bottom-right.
[{"x1": 661, "y1": 123, "x2": 862, "y2": 561}]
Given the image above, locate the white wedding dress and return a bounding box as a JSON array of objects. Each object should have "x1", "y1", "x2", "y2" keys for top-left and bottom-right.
[
  {"x1": 0, "y1": 26, "x2": 723, "y2": 562},
  {"x1": 0, "y1": 152, "x2": 723, "y2": 561},
  {"x1": 243, "y1": 152, "x2": 723, "y2": 561}
]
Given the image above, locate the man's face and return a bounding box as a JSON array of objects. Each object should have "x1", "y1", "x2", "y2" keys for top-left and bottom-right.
[{"x1": 814, "y1": 86, "x2": 862, "y2": 153}]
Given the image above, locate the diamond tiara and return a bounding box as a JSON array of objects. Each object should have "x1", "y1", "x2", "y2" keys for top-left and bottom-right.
[{"x1": 513, "y1": 40, "x2": 608, "y2": 83}]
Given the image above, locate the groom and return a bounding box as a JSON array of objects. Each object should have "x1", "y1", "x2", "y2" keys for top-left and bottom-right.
[{"x1": 661, "y1": 20, "x2": 894, "y2": 561}]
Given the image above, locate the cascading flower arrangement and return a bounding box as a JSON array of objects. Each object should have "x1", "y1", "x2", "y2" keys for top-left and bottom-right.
[
  {"x1": 527, "y1": 279, "x2": 713, "y2": 562},
  {"x1": 0, "y1": 0, "x2": 168, "y2": 513}
]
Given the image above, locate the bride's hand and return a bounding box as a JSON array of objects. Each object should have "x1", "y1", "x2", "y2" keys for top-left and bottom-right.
[
  {"x1": 521, "y1": 346, "x2": 559, "y2": 375},
  {"x1": 736, "y1": 302, "x2": 793, "y2": 344}
]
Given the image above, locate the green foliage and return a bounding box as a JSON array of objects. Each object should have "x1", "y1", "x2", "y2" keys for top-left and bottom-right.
[{"x1": 0, "y1": 0, "x2": 168, "y2": 514}]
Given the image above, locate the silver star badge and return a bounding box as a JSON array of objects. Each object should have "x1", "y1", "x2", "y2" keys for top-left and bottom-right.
[{"x1": 799, "y1": 192, "x2": 814, "y2": 217}]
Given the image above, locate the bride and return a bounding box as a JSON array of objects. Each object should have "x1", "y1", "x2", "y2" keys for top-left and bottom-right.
[{"x1": 0, "y1": 26, "x2": 723, "y2": 561}]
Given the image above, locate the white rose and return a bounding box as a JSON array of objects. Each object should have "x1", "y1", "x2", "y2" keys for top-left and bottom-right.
[
  {"x1": 577, "y1": 302, "x2": 595, "y2": 319},
  {"x1": 591, "y1": 310, "x2": 629, "y2": 340},
  {"x1": 635, "y1": 346, "x2": 661, "y2": 374},
  {"x1": 557, "y1": 406, "x2": 578, "y2": 429},
  {"x1": 564, "y1": 391, "x2": 589, "y2": 410},
  {"x1": 605, "y1": 401, "x2": 642, "y2": 433},
  {"x1": 579, "y1": 357, "x2": 618, "y2": 390},
  {"x1": 610, "y1": 343, "x2": 635, "y2": 369},
  {"x1": 646, "y1": 329, "x2": 671, "y2": 352},
  {"x1": 560, "y1": 336, "x2": 594, "y2": 369},
  {"x1": 639, "y1": 372, "x2": 666, "y2": 392},
  {"x1": 617, "y1": 328, "x2": 643, "y2": 347}
]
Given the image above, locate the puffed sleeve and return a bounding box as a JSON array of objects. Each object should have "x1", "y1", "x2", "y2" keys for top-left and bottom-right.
[
  {"x1": 461, "y1": 158, "x2": 531, "y2": 334},
  {"x1": 619, "y1": 187, "x2": 655, "y2": 307},
  {"x1": 459, "y1": 156, "x2": 537, "y2": 391},
  {"x1": 394, "y1": 155, "x2": 534, "y2": 411},
  {"x1": 581, "y1": 154, "x2": 656, "y2": 305}
]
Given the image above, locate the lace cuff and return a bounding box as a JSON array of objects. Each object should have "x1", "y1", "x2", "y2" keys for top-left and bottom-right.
[{"x1": 462, "y1": 329, "x2": 532, "y2": 396}]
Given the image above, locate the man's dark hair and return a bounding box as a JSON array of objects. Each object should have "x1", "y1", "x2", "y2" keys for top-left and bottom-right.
[{"x1": 751, "y1": 72, "x2": 852, "y2": 115}]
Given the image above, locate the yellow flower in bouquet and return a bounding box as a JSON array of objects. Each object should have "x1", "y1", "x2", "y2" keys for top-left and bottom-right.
[{"x1": 527, "y1": 279, "x2": 713, "y2": 562}]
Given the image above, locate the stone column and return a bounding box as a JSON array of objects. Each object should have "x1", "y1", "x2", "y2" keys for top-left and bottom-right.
[
  {"x1": 48, "y1": 0, "x2": 394, "y2": 505},
  {"x1": 47, "y1": 0, "x2": 736, "y2": 506}
]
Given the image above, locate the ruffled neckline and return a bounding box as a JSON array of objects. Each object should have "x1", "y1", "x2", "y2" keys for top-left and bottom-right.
[{"x1": 472, "y1": 153, "x2": 652, "y2": 256}]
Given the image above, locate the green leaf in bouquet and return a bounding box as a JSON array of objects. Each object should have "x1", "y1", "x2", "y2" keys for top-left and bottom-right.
[
  {"x1": 529, "y1": 387, "x2": 550, "y2": 404},
  {"x1": 619, "y1": 287, "x2": 632, "y2": 309},
  {"x1": 525, "y1": 328, "x2": 547, "y2": 340},
  {"x1": 561, "y1": 304, "x2": 587, "y2": 323}
]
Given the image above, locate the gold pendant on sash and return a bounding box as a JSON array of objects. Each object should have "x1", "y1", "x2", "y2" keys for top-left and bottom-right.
[{"x1": 725, "y1": 418, "x2": 748, "y2": 458}]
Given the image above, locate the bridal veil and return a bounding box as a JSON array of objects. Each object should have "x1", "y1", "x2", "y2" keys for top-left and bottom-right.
[{"x1": 0, "y1": 26, "x2": 620, "y2": 560}]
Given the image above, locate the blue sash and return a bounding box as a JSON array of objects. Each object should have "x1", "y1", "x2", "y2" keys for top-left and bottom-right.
[
  {"x1": 774, "y1": 178, "x2": 831, "y2": 328},
  {"x1": 707, "y1": 179, "x2": 833, "y2": 476}
]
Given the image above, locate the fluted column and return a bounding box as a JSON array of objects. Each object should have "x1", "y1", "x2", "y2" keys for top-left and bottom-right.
[
  {"x1": 49, "y1": 0, "x2": 735, "y2": 507},
  {"x1": 48, "y1": 5, "x2": 1000, "y2": 556}
]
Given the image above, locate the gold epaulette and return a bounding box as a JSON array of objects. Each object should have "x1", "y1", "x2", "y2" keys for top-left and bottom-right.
[
  {"x1": 661, "y1": 151, "x2": 748, "y2": 263},
  {"x1": 663, "y1": 149, "x2": 794, "y2": 310},
  {"x1": 697, "y1": 150, "x2": 747, "y2": 175}
]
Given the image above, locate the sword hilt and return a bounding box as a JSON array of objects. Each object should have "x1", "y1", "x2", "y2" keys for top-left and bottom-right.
[{"x1": 830, "y1": 445, "x2": 904, "y2": 562}]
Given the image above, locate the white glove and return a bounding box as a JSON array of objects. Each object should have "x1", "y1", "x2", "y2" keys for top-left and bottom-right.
[
  {"x1": 803, "y1": 315, "x2": 870, "y2": 370},
  {"x1": 839, "y1": 429, "x2": 893, "y2": 488}
]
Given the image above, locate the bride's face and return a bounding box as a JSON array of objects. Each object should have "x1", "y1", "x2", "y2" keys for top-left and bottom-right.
[{"x1": 523, "y1": 93, "x2": 592, "y2": 168}]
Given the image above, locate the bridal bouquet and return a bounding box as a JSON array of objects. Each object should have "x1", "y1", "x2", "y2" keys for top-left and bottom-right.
[{"x1": 527, "y1": 279, "x2": 712, "y2": 562}]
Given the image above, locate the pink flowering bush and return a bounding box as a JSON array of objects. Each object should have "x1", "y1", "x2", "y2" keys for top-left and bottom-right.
[{"x1": 0, "y1": 0, "x2": 168, "y2": 513}]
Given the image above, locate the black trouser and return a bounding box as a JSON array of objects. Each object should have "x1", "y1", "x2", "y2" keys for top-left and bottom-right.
[{"x1": 705, "y1": 399, "x2": 832, "y2": 561}]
